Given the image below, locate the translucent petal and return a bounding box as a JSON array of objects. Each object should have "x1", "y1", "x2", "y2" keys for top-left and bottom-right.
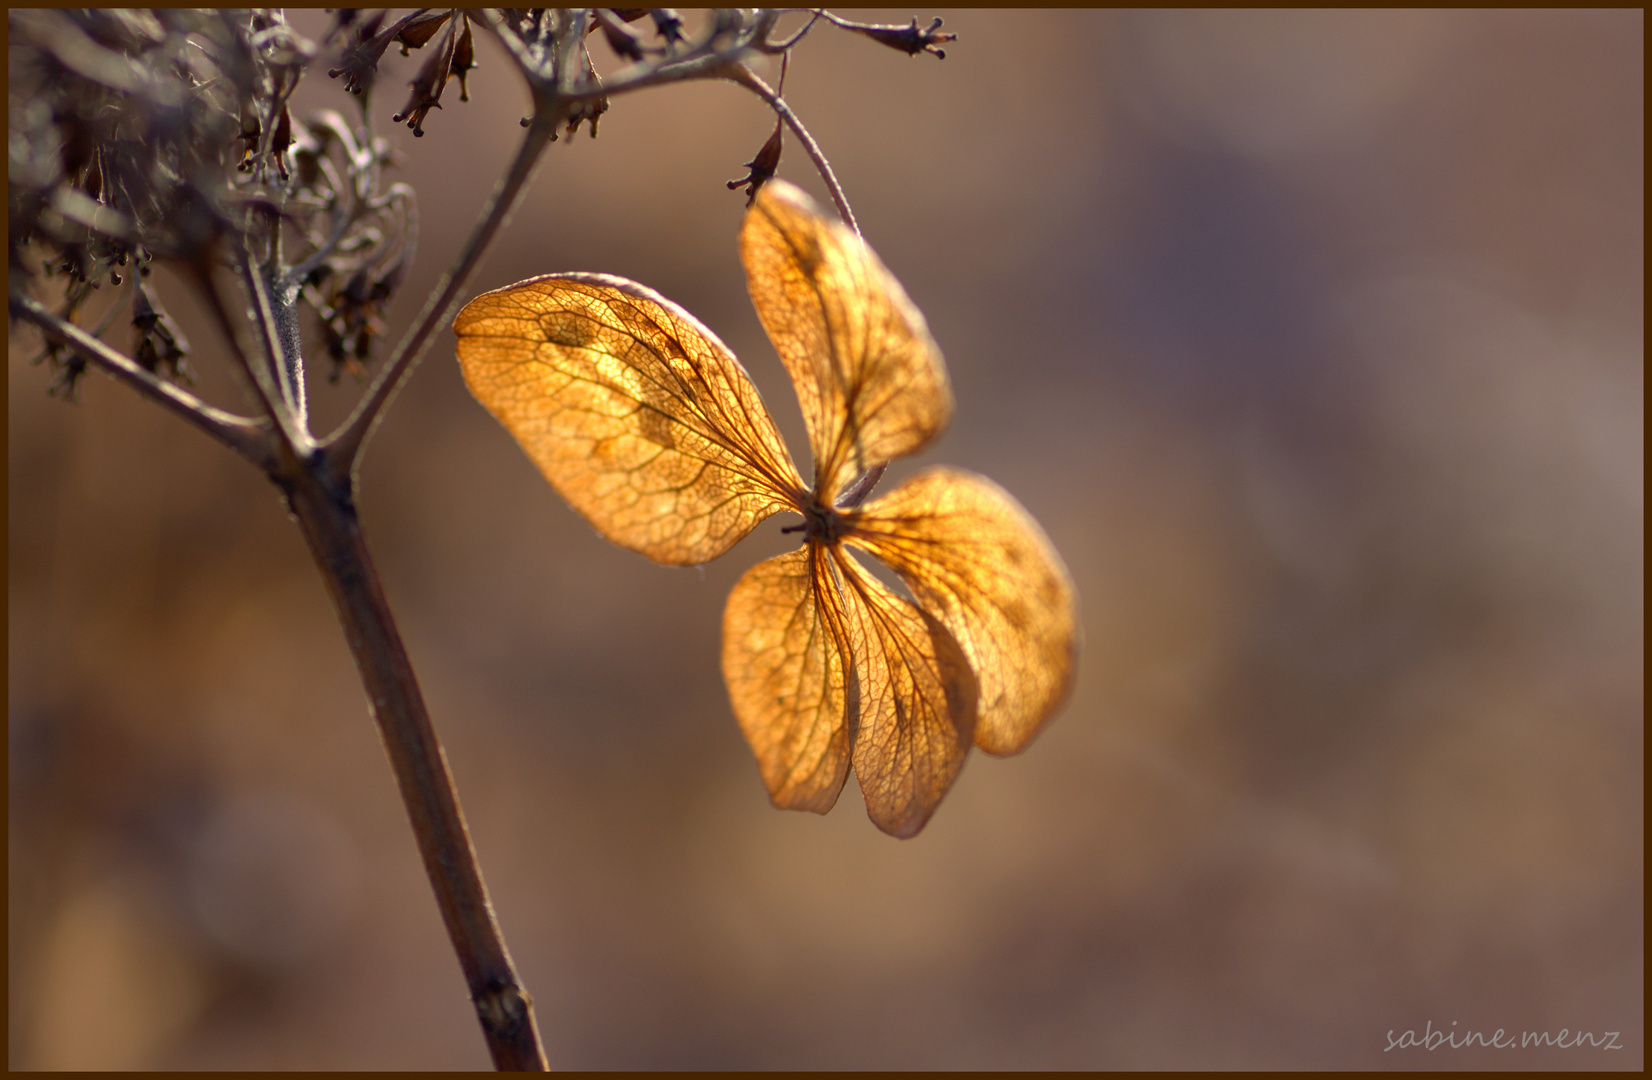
[
  {"x1": 455, "y1": 274, "x2": 805, "y2": 565},
  {"x1": 832, "y1": 548, "x2": 977, "y2": 838},
  {"x1": 721, "y1": 547, "x2": 853, "y2": 813},
  {"x1": 849, "y1": 467, "x2": 1078, "y2": 755},
  {"x1": 741, "y1": 181, "x2": 952, "y2": 502}
]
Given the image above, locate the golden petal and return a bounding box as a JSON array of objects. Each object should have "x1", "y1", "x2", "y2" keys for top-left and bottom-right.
[
  {"x1": 741, "y1": 180, "x2": 952, "y2": 502},
  {"x1": 848, "y1": 467, "x2": 1078, "y2": 756},
  {"x1": 831, "y1": 547, "x2": 977, "y2": 838},
  {"x1": 454, "y1": 273, "x2": 805, "y2": 565},
  {"x1": 721, "y1": 547, "x2": 853, "y2": 813}
]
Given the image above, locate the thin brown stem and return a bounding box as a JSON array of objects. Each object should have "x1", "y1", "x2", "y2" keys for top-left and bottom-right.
[
  {"x1": 724, "y1": 62, "x2": 859, "y2": 235},
  {"x1": 325, "y1": 108, "x2": 560, "y2": 485},
  {"x1": 282, "y1": 467, "x2": 547, "y2": 1070},
  {"x1": 535, "y1": 12, "x2": 781, "y2": 102},
  {"x1": 11, "y1": 293, "x2": 275, "y2": 468},
  {"x1": 760, "y1": 8, "x2": 823, "y2": 52}
]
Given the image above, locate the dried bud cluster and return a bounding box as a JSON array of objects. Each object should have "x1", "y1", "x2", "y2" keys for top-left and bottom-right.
[
  {"x1": 326, "y1": 10, "x2": 391, "y2": 96},
  {"x1": 131, "y1": 277, "x2": 192, "y2": 380},
  {"x1": 326, "y1": 10, "x2": 476, "y2": 138},
  {"x1": 8, "y1": 9, "x2": 263, "y2": 393},
  {"x1": 285, "y1": 110, "x2": 416, "y2": 381},
  {"x1": 8, "y1": 8, "x2": 425, "y2": 391},
  {"x1": 388, "y1": 13, "x2": 478, "y2": 138}
]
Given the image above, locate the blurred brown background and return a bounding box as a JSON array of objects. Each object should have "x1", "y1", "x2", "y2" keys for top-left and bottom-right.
[{"x1": 9, "y1": 9, "x2": 1643, "y2": 1069}]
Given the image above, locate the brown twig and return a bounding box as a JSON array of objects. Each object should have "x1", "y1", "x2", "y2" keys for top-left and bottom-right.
[
  {"x1": 11, "y1": 293, "x2": 276, "y2": 468},
  {"x1": 723, "y1": 61, "x2": 859, "y2": 235},
  {"x1": 325, "y1": 106, "x2": 560, "y2": 486},
  {"x1": 531, "y1": 9, "x2": 781, "y2": 101},
  {"x1": 281, "y1": 465, "x2": 547, "y2": 1071}
]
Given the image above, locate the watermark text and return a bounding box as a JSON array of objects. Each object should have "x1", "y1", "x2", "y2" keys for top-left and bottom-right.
[{"x1": 1385, "y1": 1020, "x2": 1623, "y2": 1051}]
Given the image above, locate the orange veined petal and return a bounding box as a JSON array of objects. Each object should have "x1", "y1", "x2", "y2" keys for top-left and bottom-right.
[
  {"x1": 847, "y1": 467, "x2": 1078, "y2": 756},
  {"x1": 454, "y1": 273, "x2": 806, "y2": 565},
  {"x1": 831, "y1": 546, "x2": 977, "y2": 838},
  {"x1": 741, "y1": 181, "x2": 953, "y2": 503},
  {"x1": 721, "y1": 546, "x2": 853, "y2": 813}
]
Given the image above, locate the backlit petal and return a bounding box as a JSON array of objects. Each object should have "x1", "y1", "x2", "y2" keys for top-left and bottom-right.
[
  {"x1": 849, "y1": 467, "x2": 1078, "y2": 755},
  {"x1": 741, "y1": 181, "x2": 952, "y2": 502},
  {"x1": 832, "y1": 548, "x2": 977, "y2": 838},
  {"x1": 722, "y1": 547, "x2": 853, "y2": 813},
  {"x1": 455, "y1": 274, "x2": 805, "y2": 565}
]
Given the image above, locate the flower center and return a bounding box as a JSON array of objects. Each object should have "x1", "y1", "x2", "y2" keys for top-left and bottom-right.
[{"x1": 783, "y1": 500, "x2": 850, "y2": 544}]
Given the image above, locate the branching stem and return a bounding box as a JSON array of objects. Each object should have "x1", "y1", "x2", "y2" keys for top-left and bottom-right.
[
  {"x1": 188, "y1": 255, "x2": 307, "y2": 453},
  {"x1": 14, "y1": 9, "x2": 949, "y2": 1070},
  {"x1": 242, "y1": 252, "x2": 308, "y2": 432}
]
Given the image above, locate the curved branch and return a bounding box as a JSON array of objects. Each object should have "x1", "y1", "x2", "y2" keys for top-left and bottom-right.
[
  {"x1": 724, "y1": 62, "x2": 859, "y2": 235},
  {"x1": 12, "y1": 292, "x2": 276, "y2": 469},
  {"x1": 323, "y1": 108, "x2": 560, "y2": 486},
  {"x1": 758, "y1": 8, "x2": 824, "y2": 52}
]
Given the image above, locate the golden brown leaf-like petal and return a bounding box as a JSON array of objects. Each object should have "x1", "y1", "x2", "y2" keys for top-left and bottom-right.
[
  {"x1": 848, "y1": 468, "x2": 1078, "y2": 756},
  {"x1": 455, "y1": 274, "x2": 807, "y2": 565},
  {"x1": 721, "y1": 547, "x2": 852, "y2": 813},
  {"x1": 832, "y1": 547, "x2": 977, "y2": 838},
  {"x1": 740, "y1": 181, "x2": 952, "y2": 503}
]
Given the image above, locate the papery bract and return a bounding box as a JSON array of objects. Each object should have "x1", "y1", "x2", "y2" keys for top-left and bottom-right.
[{"x1": 455, "y1": 181, "x2": 1077, "y2": 837}]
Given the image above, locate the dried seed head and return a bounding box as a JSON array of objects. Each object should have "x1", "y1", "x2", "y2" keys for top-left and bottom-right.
[
  {"x1": 131, "y1": 277, "x2": 191, "y2": 380},
  {"x1": 392, "y1": 36, "x2": 454, "y2": 138},
  {"x1": 651, "y1": 10, "x2": 686, "y2": 47}
]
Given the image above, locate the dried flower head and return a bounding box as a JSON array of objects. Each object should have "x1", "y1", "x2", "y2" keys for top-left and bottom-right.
[{"x1": 454, "y1": 182, "x2": 1078, "y2": 837}]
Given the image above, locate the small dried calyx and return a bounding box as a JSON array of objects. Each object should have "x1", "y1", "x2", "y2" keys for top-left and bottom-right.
[
  {"x1": 391, "y1": 13, "x2": 469, "y2": 137},
  {"x1": 328, "y1": 10, "x2": 477, "y2": 137},
  {"x1": 727, "y1": 123, "x2": 783, "y2": 206},
  {"x1": 849, "y1": 16, "x2": 955, "y2": 59}
]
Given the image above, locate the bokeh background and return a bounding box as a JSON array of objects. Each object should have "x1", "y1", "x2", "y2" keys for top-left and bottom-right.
[{"x1": 9, "y1": 9, "x2": 1643, "y2": 1069}]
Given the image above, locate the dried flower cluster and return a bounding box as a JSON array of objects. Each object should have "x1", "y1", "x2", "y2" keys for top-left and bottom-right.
[
  {"x1": 9, "y1": 9, "x2": 965, "y2": 397},
  {"x1": 7, "y1": 9, "x2": 432, "y2": 391}
]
